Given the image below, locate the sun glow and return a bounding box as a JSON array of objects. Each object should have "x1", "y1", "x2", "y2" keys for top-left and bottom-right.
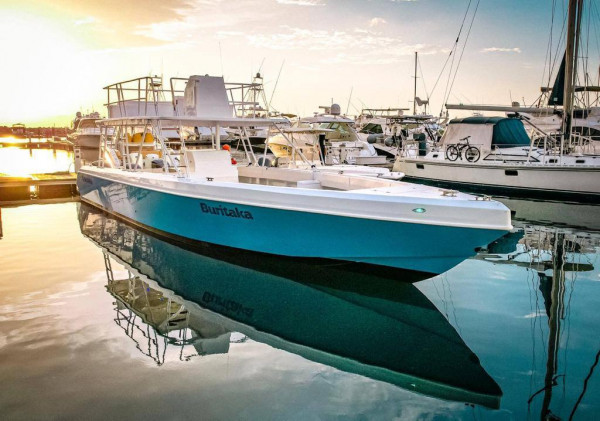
[
  {"x1": 0, "y1": 147, "x2": 74, "y2": 177},
  {"x1": 0, "y1": 10, "x2": 91, "y2": 125}
]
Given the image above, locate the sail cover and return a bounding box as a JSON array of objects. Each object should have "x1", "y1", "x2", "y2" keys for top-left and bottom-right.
[{"x1": 548, "y1": 54, "x2": 566, "y2": 106}]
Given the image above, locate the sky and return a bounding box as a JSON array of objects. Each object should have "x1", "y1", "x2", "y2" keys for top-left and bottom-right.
[{"x1": 0, "y1": 0, "x2": 597, "y2": 126}]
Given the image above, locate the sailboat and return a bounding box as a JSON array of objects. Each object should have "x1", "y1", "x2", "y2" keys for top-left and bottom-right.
[
  {"x1": 393, "y1": 0, "x2": 600, "y2": 203},
  {"x1": 79, "y1": 202, "x2": 503, "y2": 408}
]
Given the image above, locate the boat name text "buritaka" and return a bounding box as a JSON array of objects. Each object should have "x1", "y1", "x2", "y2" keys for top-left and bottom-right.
[{"x1": 200, "y1": 203, "x2": 254, "y2": 220}]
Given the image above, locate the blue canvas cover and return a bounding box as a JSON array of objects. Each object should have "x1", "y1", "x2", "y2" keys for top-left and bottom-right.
[
  {"x1": 492, "y1": 118, "x2": 530, "y2": 147},
  {"x1": 448, "y1": 117, "x2": 530, "y2": 148}
]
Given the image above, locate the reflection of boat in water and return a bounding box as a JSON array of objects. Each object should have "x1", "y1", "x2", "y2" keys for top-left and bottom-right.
[
  {"x1": 78, "y1": 202, "x2": 502, "y2": 408},
  {"x1": 106, "y1": 273, "x2": 232, "y2": 364},
  {"x1": 477, "y1": 221, "x2": 600, "y2": 419},
  {"x1": 496, "y1": 197, "x2": 600, "y2": 231}
]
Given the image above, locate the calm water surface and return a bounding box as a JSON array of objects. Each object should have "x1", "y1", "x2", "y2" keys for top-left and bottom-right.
[
  {"x1": 0, "y1": 147, "x2": 74, "y2": 176},
  {"x1": 0, "y1": 200, "x2": 599, "y2": 420}
]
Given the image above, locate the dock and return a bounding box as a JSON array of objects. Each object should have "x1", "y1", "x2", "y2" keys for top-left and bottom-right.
[
  {"x1": 0, "y1": 173, "x2": 78, "y2": 206},
  {"x1": 0, "y1": 139, "x2": 73, "y2": 152}
]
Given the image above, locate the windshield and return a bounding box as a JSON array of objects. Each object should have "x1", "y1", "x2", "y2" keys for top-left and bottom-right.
[
  {"x1": 360, "y1": 123, "x2": 383, "y2": 134},
  {"x1": 319, "y1": 122, "x2": 351, "y2": 134}
]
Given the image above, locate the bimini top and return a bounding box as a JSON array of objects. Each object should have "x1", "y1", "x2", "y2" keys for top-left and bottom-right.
[{"x1": 442, "y1": 117, "x2": 530, "y2": 150}]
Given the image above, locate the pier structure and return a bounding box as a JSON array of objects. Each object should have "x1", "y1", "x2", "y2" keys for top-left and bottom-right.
[{"x1": 0, "y1": 173, "x2": 78, "y2": 205}]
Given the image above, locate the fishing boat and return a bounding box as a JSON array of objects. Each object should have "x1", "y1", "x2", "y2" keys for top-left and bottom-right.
[
  {"x1": 77, "y1": 74, "x2": 511, "y2": 275},
  {"x1": 79, "y1": 202, "x2": 503, "y2": 408},
  {"x1": 394, "y1": 1, "x2": 600, "y2": 203}
]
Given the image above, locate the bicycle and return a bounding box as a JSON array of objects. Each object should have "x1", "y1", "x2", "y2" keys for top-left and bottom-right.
[{"x1": 445, "y1": 136, "x2": 480, "y2": 162}]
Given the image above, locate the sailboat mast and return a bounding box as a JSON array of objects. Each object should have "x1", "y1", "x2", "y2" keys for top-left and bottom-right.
[
  {"x1": 541, "y1": 233, "x2": 566, "y2": 420},
  {"x1": 413, "y1": 51, "x2": 418, "y2": 115},
  {"x1": 563, "y1": 0, "x2": 580, "y2": 137}
]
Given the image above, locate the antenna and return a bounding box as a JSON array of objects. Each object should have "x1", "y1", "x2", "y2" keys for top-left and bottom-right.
[
  {"x1": 346, "y1": 86, "x2": 353, "y2": 115},
  {"x1": 269, "y1": 60, "x2": 285, "y2": 110},
  {"x1": 219, "y1": 41, "x2": 224, "y2": 77},
  {"x1": 413, "y1": 51, "x2": 418, "y2": 114}
]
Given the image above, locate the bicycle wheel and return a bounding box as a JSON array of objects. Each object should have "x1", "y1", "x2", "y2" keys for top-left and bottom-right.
[
  {"x1": 445, "y1": 145, "x2": 459, "y2": 161},
  {"x1": 465, "y1": 146, "x2": 480, "y2": 162}
]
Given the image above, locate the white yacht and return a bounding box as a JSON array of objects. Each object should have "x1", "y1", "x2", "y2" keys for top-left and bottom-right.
[
  {"x1": 354, "y1": 109, "x2": 445, "y2": 158},
  {"x1": 268, "y1": 104, "x2": 387, "y2": 167},
  {"x1": 77, "y1": 74, "x2": 512, "y2": 275},
  {"x1": 69, "y1": 112, "x2": 103, "y2": 149}
]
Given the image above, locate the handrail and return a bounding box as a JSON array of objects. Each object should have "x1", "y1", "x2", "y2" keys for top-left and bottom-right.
[{"x1": 104, "y1": 76, "x2": 269, "y2": 119}]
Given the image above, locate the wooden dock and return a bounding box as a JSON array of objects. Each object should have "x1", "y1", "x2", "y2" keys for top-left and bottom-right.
[{"x1": 0, "y1": 173, "x2": 78, "y2": 205}]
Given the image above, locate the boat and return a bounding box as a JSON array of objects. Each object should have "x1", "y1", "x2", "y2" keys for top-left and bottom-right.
[
  {"x1": 77, "y1": 73, "x2": 512, "y2": 275},
  {"x1": 68, "y1": 111, "x2": 104, "y2": 149},
  {"x1": 357, "y1": 112, "x2": 443, "y2": 158},
  {"x1": 268, "y1": 104, "x2": 388, "y2": 166},
  {"x1": 393, "y1": 115, "x2": 600, "y2": 203},
  {"x1": 79, "y1": 202, "x2": 503, "y2": 408},
  {"x1": 394, "y1": 1, "x2": 600, "y2": 203}
]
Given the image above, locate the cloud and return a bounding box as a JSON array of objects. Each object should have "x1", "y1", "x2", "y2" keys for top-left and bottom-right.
[
  {"x1": 135, "y1": 0, "x2": 271, "y2": 42},
  {"x1": 482, "y1": 47, "x2": 522, "y2": 53},
  {"x1": 247, "y1": 25, "x2": 439, "y2": 64},
  {"x1": 276, "y1": 0, "x2": 325, "y2": 5},
  {"x1": 248, "y1": 25, "x2": 393, "y2": 50},
  {"x1": 368, "y1": 17, "x2": 387, "y2": 27}
]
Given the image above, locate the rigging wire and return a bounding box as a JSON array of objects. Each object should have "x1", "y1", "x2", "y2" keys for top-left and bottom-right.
[
  {"x1": 443, "y1": 0, "x2": 481, "y2": 112},
  {"x1": 542, "y1": 0, "x2": 557, "y2": 91},
  {"x1": 417, "y1": 54, "x2": 430, "y2": 102},
  {"x1": 429, "y1": 0, "x2": 474, "y2": 114}
]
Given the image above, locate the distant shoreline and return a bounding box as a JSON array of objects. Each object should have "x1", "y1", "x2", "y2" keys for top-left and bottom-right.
[{"x1": 0, "y1": 125, "x2": 70, "y2": 137}]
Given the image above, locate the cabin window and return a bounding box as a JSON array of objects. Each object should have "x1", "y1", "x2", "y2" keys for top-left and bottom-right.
[
  {"x1": 416, "y1": 164, "x2": 424, "y2": 169},
  {"x1": 505, "y1": 170, "x2": 518, "y2": 176},
  {"x1": 360, "y1": 123, "x2": 383, "y2": 134},
  {"x1": 432, "y1": 154, "x2": 438, "y2": 158},
  {"x1": 79, "y1": 120, "x2": 97, "y2": 129},
  {"x1": 576, "y1": 159, "x2": 585, "y2": 164},
  {"x1": 337, "y1": 124, "x2": 350, "y2": 135},
  {"x1": 548, "y1": 159, "x2": 557, "y2": 163}
]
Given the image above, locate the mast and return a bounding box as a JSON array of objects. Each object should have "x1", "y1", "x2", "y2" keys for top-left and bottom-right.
[
  {"x1": 540, "y1": 233, "x2": 565, "y2": 420},
  {"x1": 413, "y1": 51, "x2": 418, "y2": 115},
  {"x1": 563, "y1": 0, "x2": 581, "y2": 138}
]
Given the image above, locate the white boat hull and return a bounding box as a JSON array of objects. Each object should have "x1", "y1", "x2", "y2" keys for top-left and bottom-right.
[{"x1": 394, "y1": 158, "x2": 600, "y2": 203}]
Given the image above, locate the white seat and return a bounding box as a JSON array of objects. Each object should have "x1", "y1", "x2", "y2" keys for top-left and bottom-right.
[{"x1": 185, "y1": 149, "x2": 238, "y2": 182}]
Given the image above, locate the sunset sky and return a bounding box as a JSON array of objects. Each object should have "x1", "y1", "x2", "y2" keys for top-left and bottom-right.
[{"x1": 0, "y1": 0, "x2": 596, "y2": 126}]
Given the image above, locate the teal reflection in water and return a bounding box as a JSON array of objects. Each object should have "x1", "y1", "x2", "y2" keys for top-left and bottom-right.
[{"x1": 79, "y1": 203, "x2": 502, "y2": 409}]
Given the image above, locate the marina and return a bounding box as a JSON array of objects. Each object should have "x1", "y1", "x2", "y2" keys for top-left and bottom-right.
[{"x1": 1, "y1": 0, "x2": 600, "y2": 419}]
